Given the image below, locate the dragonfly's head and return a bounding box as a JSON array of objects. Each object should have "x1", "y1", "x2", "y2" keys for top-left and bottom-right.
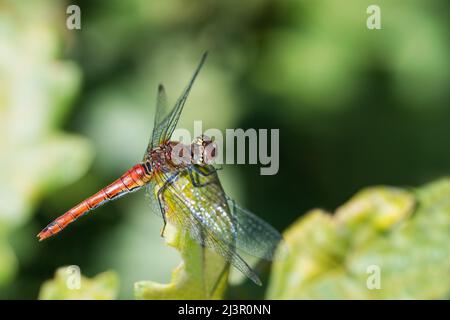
[{"x1": 191, "y1": 135, "x2": 217, "y2": 166}]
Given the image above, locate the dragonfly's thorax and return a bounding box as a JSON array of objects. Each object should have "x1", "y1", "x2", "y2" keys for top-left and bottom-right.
[
  {"x1": 147, "y1": 142, "x2": 171, "y2": 171},
  {"x1": 146, "y1": 141, "x2": 185, "y2": 172},
  {"x1": 146, "y1": 136, "x2": 217, "y2": 173}
]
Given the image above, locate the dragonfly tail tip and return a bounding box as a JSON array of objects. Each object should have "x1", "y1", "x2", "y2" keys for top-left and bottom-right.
[{"x1": 37, "y1": 231, "x2": 47, "y2": 242}]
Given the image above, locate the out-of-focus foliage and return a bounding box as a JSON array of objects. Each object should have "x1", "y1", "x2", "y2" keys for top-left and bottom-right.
[
  {"x1": 256, "y1": 0, "x2": 449, "y2": 113},
  {"x1": 135, "y1": 178, "x2": 229, "y2": 300},
  {"x1": 39, "y1": 266, "x2": 118, "y2": 300},
  {"x1": 268, "y1": 179, "x2": 450, "y2": 299},
  {"x1": 0, "y1": 0, "x2": 92, "y2": 288}
]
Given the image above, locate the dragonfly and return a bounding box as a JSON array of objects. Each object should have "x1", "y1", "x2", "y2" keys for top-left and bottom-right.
[{"x1": 38, "y1": 52, "x2": 283, "y2": 286}]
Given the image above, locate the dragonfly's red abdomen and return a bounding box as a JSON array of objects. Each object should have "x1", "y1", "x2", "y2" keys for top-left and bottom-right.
[{"x1": 37, "y1": 163, "x2": 152, "y2": 241}]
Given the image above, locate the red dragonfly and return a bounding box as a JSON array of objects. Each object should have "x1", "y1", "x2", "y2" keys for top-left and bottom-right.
[{"x1": 38, "y1": 53, "x2": 283, "y2": 285}]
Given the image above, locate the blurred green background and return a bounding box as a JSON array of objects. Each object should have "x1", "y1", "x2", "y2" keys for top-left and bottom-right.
[{"x1": 0, "y1": 0, "x2": 449, "y2": 299}]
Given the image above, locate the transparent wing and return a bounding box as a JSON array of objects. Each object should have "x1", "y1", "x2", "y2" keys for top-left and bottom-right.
[
  {"x1": 149, "y1": 165, "x2": 283, "y2": 285},
  {"x1": 188, "y1": 165, "x2": 284, "y2": 260},
  {"x1": 145, "y1": 173, "x2": 233, "y2": 295},
  {"x1": 153, "y1": 169, "x2": 262, "y2": 285},
  {"x1": 144, "y1": 84, "x2": 169, "y2": 159},
  {"x1": 226, "y1": 197, "x2": 284, "y2": 261},
  {"x1": 146, "y1": 52, "x2": 207, "y2": 153}
]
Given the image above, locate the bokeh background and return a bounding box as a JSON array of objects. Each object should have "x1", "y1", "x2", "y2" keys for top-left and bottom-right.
[{"x1": 0, "y1": 0, "x2": 449, "y2": 299}]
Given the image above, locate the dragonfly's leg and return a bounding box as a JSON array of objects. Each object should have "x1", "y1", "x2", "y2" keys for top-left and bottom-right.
[
  {"x1": 158, "y1": 201, "x2": 167, "y2": 237},
  {"x1": 188, "y1": 167, "x2": 214, "y2": 188},
  {"x1": 188, "y1": 168, "x2": 201, "y2": 188},
  {"x1": 188, "y1": 164, "x2": 221, "y2": 188},
  {"x1": 191, "y1": 165, "x2": 222, "y2": 176},
  {"x1": 157, "y1": 172, "x2": 181, "y2": 237}
]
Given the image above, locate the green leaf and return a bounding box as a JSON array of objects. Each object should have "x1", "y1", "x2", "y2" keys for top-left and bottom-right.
[
  {"x1": 134, "y1": 223, "x2": 229, "y2": 300},
  {"x1": 267, "y1": 180, "x2": 450, "y2": 299},
  {"x1": 39, "y1": 267, "x2": 119, "y2": 300}
]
